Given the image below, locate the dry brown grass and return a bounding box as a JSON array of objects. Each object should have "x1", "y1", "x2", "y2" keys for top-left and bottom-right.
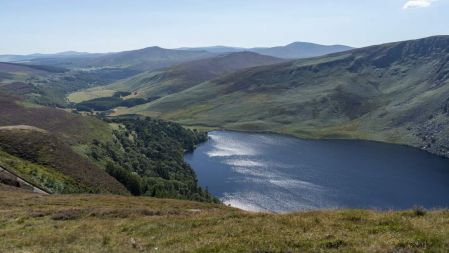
[{"x1": 1, "y1": 187, "x2": 449, "y2": 253}]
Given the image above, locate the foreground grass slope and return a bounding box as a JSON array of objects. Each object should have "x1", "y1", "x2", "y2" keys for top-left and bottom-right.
[
  {"x1": 119, "y1": 36, "x2": 449, "y2": 158},
  {"x1": 1, "y1": 187, "x2": 449, "y2": 252}
]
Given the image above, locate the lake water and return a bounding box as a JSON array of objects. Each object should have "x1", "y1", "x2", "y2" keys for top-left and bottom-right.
[{"x1": 184, "y1": 131, "x2": 449, "y2": 213}]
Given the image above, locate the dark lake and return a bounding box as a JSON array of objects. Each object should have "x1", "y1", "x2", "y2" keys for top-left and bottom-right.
[{"x1": 184, "y1": 131, "x2": 449, "y2": 213}]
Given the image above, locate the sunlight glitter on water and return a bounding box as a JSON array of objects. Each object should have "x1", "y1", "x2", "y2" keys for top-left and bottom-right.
[{"x1": 185, "y1": 131, "x2": 449, "y2": 212}]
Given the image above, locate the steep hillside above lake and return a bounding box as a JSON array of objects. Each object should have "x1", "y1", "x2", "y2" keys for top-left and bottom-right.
[
  {"x1": 0, "y1": 93, "x2": 127, "y2": 194},
  {"x1": 121, "y1": 36, "x2": 449, "y2": 158},
  {"x1": 0, "y1": 94, "x2": 215, "y2": 201}
]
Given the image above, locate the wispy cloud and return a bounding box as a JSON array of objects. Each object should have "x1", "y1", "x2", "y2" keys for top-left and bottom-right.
[{"x1": 403, "y1": 0, "x2": 436, "y2": 9}]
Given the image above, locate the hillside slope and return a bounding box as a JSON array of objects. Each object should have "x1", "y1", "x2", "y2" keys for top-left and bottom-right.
[
  {"x1": 0, "y1": 61, "x2": 140, "y2": 107},
  {"x1": 1, "y1": 187, "x2": 448, "y2": 252},
  {"x1": 0, "y1": 93, "x2": 112, "y2": 144},
  {"x1": 121, "y1": 36, "x2": 449, "y2": 158},
  {"x1": 0, "y1": 129, "x2": 127, "y2": 194},
  {"x1": 69, "y1": 52, "x2": 286, "y2": 102}
]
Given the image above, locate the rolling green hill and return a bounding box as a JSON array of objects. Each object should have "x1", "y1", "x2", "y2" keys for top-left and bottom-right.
[
  {"x1": 0, "y1": 61, "x2": 140, "y2": 106},
  {"x1": 68, "y1": 52, "x2": 286, "y2": 103},
  {"x1": 116, "y1": 36, "x2": 449, "y2": 158}
]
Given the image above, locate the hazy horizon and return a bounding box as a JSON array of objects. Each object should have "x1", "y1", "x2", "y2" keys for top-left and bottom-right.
[{"x1": 1, "y1": 0, "x2": 448, "y2": 54}]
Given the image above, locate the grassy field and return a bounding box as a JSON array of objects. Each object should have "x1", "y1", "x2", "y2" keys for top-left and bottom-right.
[
  {"x1": 68, "y1": 88, "x2": 116, "y2": 103},
  {"x1": 1, "y1": 187, "x2": 449, "y2": 253}
]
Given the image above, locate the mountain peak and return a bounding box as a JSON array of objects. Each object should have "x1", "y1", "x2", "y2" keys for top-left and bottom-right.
[
  {"x1": 286, "y1": 41, "x2": 353, "y2": 48},
  {"x1": 139, "y1": 46, "x2": 165, "y2": 51},
  {"x1": 250, "y1": 42, "x2": 353, "y2": 59},
  {"x1": 286, "y1": 41, "x2": 318, "y2": 46}
]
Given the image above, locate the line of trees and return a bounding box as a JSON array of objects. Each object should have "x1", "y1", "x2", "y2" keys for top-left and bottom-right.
[
  {"x1": 75, "y1": 95, "x2": 161, "y2": 112},
  {"x1": 89, "y1": 116, "x2": 217, "y2": 202}
]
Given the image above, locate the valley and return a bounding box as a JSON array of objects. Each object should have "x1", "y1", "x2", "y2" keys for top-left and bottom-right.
[
  {"x1": 69, "y1": 36, "x2": 449, "y2": 159},
  {"x1": 2, "y1": 36, "x2": 449, "y2": 200},
  {"x1": 1, "y1": 34, "x2": 449, "y2": 252},
  {"x1": 3, "y1": 0, "x2": 449, "y2": 251}
]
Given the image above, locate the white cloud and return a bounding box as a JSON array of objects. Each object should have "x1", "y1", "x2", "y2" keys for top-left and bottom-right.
[{"x1": 403, "y1": 0, "x2": 436, "y2": 9}]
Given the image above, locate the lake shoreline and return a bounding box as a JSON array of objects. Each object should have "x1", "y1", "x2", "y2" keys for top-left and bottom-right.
[{"x1": 183, "y1": 124, "x2": 449, "y2": 160}]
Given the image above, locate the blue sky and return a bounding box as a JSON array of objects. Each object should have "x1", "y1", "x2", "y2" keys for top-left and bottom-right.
[{"x1": 1, "y1": 0, "x2": 448, "y2": 54}]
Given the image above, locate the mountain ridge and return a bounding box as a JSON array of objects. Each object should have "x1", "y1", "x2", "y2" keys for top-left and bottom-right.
[
  {"x1": 0, "y1": 41, "x2": 353, "y2": 65},
  {"x1": 116, "y1": 35, "x2": 449, "y2": 158},
  {"x1": 178, "y1": 41, "x2": 354, "y2": 59}
]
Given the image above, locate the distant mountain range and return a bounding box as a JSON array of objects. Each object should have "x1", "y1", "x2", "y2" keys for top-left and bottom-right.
[
  {"x1": 0, "y1": 51, "x2": 98, "y2": 63},
  {"x1": 177, "y1": 46, "x2": 246, "y2": 54},
  {"x1": 0, "y1": 42, "x2": 353, "y2": 66},
  {"x1": 21, "y1": 47, "x2": 214, "y2": 71},
  {"x1": 178, "y1": 42, "x2": 353, "y2": 59},
  {"x1": 250, "y1": 42, "x2": 353, "y2": 59}
]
